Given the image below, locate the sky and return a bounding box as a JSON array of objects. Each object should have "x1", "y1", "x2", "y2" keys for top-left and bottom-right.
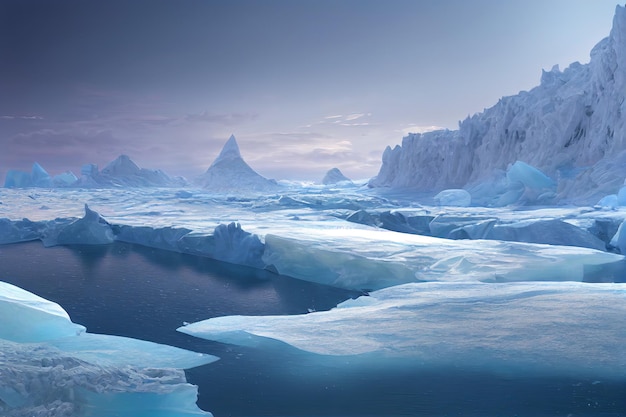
[{"x1": 0, "y1": 0, "x2": 621, "y2": 183}]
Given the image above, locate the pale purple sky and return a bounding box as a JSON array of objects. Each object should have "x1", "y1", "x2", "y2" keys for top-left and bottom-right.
[{"x1": 0, "y1": 0, "x2": 620, "y2": 182}]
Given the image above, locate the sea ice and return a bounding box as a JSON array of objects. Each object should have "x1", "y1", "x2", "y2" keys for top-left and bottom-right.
[
  {"x1": 179, "y1": 281, "x2": 626, "y2": 378},
  {"x1": 485, "y1": 219, "x2": 607, "y2": 251},
  {"x1": 0, "y1": 281, "x2": 86, "y2": 342},
  {"x1": 261, "y1": 225, "x2": 622, "y2": 290},
  {"x1": 41, "y1": 204, "x2": 115, "y2": 247},
  {"x1": 0, "y1": 281, "x2": 216, "y2": 416}
]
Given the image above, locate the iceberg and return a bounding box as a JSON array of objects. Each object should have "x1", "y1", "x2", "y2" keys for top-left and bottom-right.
[
  {"x1": 433, "y1": 189, "x2": 471, "y2": 207},
  {"x1": 4, "y1": 163, "x2": 54, "y2": 188},
  {"x1": 321, "y1": 167, "x2": 352, "y2": 185},
  {"x1": 41, "y1": 204, "x2": 115, "y2": 247},
  {"x1": 195, "y1": 135, "x2": 279, "y2": 192},
  {"x1": 597, "y1": 193, "x2": 619, "y2": 208},
  {"x1": 31, "y1": 162, "x2": 52, "y2": 187},
  {"x1": 4, "y1": 156, "x2": 185, "y2": 189},
  {"x1": 369, "y1": 5, "x2": 626, "y2": 205},
  {"x1": 3, "y1": 169, "x2": 32, "y2": 188},
  {"x1": 179, "y1": 281, "x2": 626, "y2": 378},
  {"x1": 52, "y1": 171, "x2": 79, "y2": 187},
  {"x1": 0, "y1": 281, "x2": 216, "y2": 416}
]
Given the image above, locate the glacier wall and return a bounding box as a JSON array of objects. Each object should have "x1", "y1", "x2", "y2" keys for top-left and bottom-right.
[{"x1": 370, "y1": 5, "x2": 626, "y2": 205}]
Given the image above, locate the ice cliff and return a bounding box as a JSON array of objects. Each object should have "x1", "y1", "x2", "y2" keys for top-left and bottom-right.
[
  {"x1": 370, "y1": 5, "x2": 626, "y2": 205},
  {"x1": 195, "y1": 135, "x2": 279, "y2": 192}
]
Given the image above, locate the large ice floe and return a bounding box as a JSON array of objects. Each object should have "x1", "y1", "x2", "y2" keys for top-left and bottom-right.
[
  {"x1": 0, "y1": 281, "x2": 216, "y2": 416},
  {"x1": 0, "y1": 198, "x2": 623, "y2": 291},
  {"x1": 179, "y1": 281, "x2": 626, "y2": 378}
]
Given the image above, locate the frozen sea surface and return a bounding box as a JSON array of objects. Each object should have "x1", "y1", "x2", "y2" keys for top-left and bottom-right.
[
  {"x1": 1, "y1": 241, "x2": 625, "y2": 417},
  {"x1": 1, "y1": 186, "x2": 626, "y2": 416}
]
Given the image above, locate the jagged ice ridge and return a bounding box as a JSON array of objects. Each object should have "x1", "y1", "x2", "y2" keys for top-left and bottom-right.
[{"x1": 370, "y1": 5, "x2": 626, "y2": 206}]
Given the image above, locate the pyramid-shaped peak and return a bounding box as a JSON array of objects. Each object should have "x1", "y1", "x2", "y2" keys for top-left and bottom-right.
[
  {"x1": 211, "y1": 134, "x2": 242, "y2": 167},
  {"x1": 101, "y1": 154, "x2": 140, "y2": 176}
]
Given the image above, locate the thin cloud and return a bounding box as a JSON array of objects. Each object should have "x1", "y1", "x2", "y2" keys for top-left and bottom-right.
[
  {"x1": 344, "y1": 113, "x2": 365, "y2": 121},
  {"x1": 185, "y1": 111, "x2": 258, "y2": 125},
  {"x1": 0, "y1": 115, "x2": 44, "y2": 120},
  {"x1": 398, "y1": 124, "x2": 445, "y2": 136},
  {"x1": 317, "y1": 112, "x2": 372, "y2": 126}
]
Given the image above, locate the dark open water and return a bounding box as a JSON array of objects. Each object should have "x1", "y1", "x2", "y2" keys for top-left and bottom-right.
[{"x1": 0, "y1": 241, "x2": 624, "y2": 417}]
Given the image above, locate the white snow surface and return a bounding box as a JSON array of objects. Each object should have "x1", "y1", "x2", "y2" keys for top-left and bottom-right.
[
  {"x1": 0, "y1": 281, "x2": 216, "y2": 416},
  {"x1": 179, "y1": 281, "x2": 626, "y2": 378},
  {"x1": 370, "y1": 5, "x2": 626, "y2": 205}
]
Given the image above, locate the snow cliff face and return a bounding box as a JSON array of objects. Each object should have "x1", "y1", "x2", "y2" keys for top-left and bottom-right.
[{"x1": 370, "y1": 5, "x2": 626, "y2": 204}]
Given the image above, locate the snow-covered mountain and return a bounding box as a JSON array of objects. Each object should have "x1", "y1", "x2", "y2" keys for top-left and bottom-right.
[
  {"x1": 195, "y1": 135, "x2": 279, "y2": 191},
  {"x1": 370, "y1": 5, "x2": 626, "y2": 205},
  {"x1": 84, "y1": 154, "x2": 186, "y2": 188}
]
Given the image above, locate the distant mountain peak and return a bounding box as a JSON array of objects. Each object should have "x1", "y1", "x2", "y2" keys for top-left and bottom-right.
[
  {"x1": 101, "y1": 154, "x2": 140, "y2": 176},
  {"x1": 197, "y1": 135, "x2": 278, "y2": 192},
  {"x1": 210, "y1": 134, "x2": 242, "y2": 168}
]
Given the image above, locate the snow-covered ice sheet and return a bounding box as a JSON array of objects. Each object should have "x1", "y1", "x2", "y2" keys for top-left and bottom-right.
[
  {"x1": 262, "y1": 226, "x2": 622, "y2": 290},
  {"x1": 179, "y1": 281, "x2": 626, "y2": 378},
  {"x1": 0, "y1": 281, "x2": 216, "y2": 416},
  {"x1": 1, "y1": 188, "x2": 625, "y2": 291}
]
